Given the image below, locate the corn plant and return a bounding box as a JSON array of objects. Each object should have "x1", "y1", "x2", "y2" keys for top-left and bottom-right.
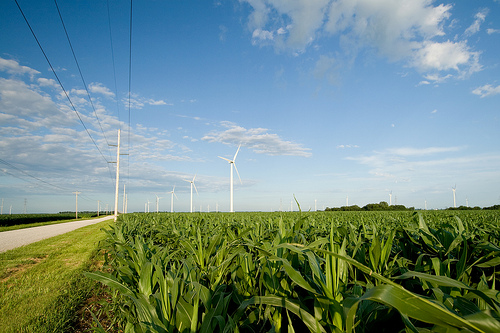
[{"x1": 86, "y1": 210, "x2": 500, "y2": 332}]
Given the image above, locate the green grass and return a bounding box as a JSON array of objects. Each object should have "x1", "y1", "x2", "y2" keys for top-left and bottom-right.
[
  {"x1": 0, "y1": 218, "x2": 113, "y2": 333},
  {"x1": 0, "y1": 214, "x2": 112, "y2": 232}
]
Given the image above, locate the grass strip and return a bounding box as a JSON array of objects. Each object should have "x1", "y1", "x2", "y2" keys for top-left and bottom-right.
[
  {"x1": 0, "y1": 215, "x2": 113, "y2": 232},
  {"x1": 0, "y1": 218, "x2": 113, "y2": 333}
]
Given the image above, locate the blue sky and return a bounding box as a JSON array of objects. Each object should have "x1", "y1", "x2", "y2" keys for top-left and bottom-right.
[{"x1": 1, "y1": 0, "x2": 499, "y2": 213}]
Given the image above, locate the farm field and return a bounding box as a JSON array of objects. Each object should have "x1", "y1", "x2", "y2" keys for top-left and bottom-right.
[
  {"x1": 0, "y1": 212, "x2": 112, "y2": 232},
  {"x1": 87, "y1": 210, "x2": 500, "y2": 332}
]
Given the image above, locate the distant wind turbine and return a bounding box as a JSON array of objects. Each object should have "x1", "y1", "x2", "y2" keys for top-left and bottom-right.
[
  {"x1": 184, "y1": 175, "x2": 198, "y2": 213},
  {"x1": 218, "y1": 145, "x2": 242, "y2": 213},
  {"x1": 169, "y1": 186, "x2": 178, "y2": 213},
  {"x1": 155, "y1": 194, "x2": 162, "y2": 213},
  {"x1": 452, "y1": 185, "x2": 457, "y2": 208},
  {"x1": 389, "y1": 191, "x2": 392, "y2": 206}
]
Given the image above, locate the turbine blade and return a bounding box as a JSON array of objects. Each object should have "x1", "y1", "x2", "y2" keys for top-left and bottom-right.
[
  {"x1": 174, "y1": 193, "x2": 178, "y2": 200},
  {"x1": 233, "y1": 144, "x2": 241, "y2": 161},
  {"x1": 183, "y1": 179, "x2": 191, "y2": 183},
  {"x1": 193, "y1": 182, "x2": 199, "y2": 195},
  {"x1": 218, "y1": 156, "x2": 232, "y2": 163},
  {"x1": 233, "y1": 162, "x2": 242, "y2": 184},
  {"x1": 193, "y1": 174, "x2": 197, "y2": 182}
]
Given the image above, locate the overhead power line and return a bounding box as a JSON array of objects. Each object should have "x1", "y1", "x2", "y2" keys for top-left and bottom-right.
[
  {"x1": 53, "y1": 0, "x2": 111, "y2": 149},
  {"x1": 106, "y1": 0, "x2": 122, "y2": 127},
  {"x1": 0, "y1": 159, "x2": 95, "y2": 202},
  {"x1": 53, "y1": 0, "x2": 115, "y2": 184},
  {"x1": 14, "y1": 0, "x2": 110, "y2": 168}
]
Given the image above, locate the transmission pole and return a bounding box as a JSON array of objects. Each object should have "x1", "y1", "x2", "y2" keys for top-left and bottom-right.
[
  {"x1": 73, "y1": 191, "x2": 81, "y2": 219},
  {"x1": 97, "y1": 200, "x2": 100, "y2": 217},
  {"x1": 122, "y1": 184, "x2": 126, "y2": 215},
  {"x1": 110, "y1": 130, "x2": 121, "y2": 222}
]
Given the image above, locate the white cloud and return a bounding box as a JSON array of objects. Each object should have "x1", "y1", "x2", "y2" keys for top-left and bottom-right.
[
  {"x1": 147, "y1": 99, "x2": 169, "y2": 106},
  {"x1": 422, "y1": 73, "x2": 453, "y2": 84},
  {"x1": 464, "y1": 9, "x2": 488, "y2": 37},
  {"x1": 125, "y1": 94, "x2": 169, "y2": 109},
  {"x1": 337, "y1": 144, "x2": 359, "y2": 149},
  {"x1": 0, "y1": 78, "x2": 65, "y2": 120},
  {"x1": 412, "y1": 40, "x2": 480, "y2": 73},
  {"x1": 202, "y1": 121, "x2": 312, "y2": 157},
  {"x1": 252, "y1": 28, "x2": 274, "y2": 44},
  {"x1": 486, "y1": 28, "x2": 500, "y2": 35},
  {"x1": 472, "y1": 84, "x2": 500, "y2": 98},
  {"x1": 88, "y1": 82, "x2": 115, "y2": 98},
  {"x1": 385, "y1": 146, "x2": 462, "y2": 156},
  {"x1": 241, "y1": 0, "x2": 482, "y2": 77},
  {"x1": 0, "y1": 57, "x2": 40, "y2": 78},
  {"x1": 37, "y1": 78, "x2": 59, "y2": 89}
]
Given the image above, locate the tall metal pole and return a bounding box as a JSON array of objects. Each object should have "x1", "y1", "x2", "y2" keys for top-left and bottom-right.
[
  {"x1": 113, "y1": 129, "x2": 121, "y2": 222},
  {"x1": 97, "y1": 200, "x2": 100, "y2": 217},
  {"x1": 230, "y1": 164, "x2": 234, "y2": 212},
  {"x1": 73, "y1": 191, "x2": 81, "y2": 219},
  {"x1": 122, "y1": 184, "x2": 126, "y2": 215}
]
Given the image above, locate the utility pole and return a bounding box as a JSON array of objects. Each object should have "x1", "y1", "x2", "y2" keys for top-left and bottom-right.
[
  {"x1": 73, "y1": 191, "x2": 81, "y2": 219},
  {"x1": 24, "y1": 198, "x2": 27, "y2": 214},
  {"x1": 110, "y1": 129, "x2": 121, "y2": 222},
  {"x1": 97, "y1": 200, "x2": 100, "y2": 217},
  {"x1": 122, "y1": 184, "x2": 126, "y2": 215},
  {"x1": 1, "y1": 198, "x2": 3, "y2": 214}
]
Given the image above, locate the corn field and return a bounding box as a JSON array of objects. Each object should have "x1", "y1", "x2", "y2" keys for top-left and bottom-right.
[{"x1": 86, "y1": 210, "x2": 500, "y2": 332}]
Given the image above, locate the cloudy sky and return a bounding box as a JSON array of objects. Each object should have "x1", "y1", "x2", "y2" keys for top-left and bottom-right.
[{"x1": 1, "y1": 0, "x2": 499, "y2": 213}]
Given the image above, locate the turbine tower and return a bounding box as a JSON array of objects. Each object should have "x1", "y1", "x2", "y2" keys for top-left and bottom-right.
[
  {"x1": 169, "y1": 186, "x2": 178, "y2": 213},
  {"x1": 389, "y1": 191, "x2": 392, "y2": 206},
  {"x1": 452, "y1": 185, "x2": 457, "y2": 208},
  {"x1": 155, "y1": 194, "x2": 162, "y2": 213},
  {"x1": 218, "y1": 145, "x2": 242, "y2": 213},
  {"x1": 184, "y1": 175, "x2": 198, "y2": 213}
]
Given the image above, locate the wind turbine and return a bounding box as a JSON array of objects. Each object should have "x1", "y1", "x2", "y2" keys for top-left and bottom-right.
[
  {"x1": 169, "y1": 186, "x2": 178, "y2": 213},
  {"x1": 184, "y1": 175, "x2": 198, "y2": 213},
  {"x1": 452, "y1": 185, "x2": 457, "y2": 208},
  {"x1": 218, "y1": 145, "x2": 242, "y2": 213},
  {"x1": 389, "y1": 191, "x2": 392, "y2": 206},
  {"x1": 155, "y1": 194, "x2": 162, "y2": 213}
]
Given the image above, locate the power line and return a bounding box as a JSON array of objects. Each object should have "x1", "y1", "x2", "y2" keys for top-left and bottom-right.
[
  {"x1": 127, "y1": 0, "x2": 133, "y2": 187},
  {"x1": 53, "y1": 0, "x2": 112, "y2": 149},
  {"x1": 53, "y1": 0, "x2": 115, "y2": 186},
  {"x1": 0, "y1": 159, "x2": 96, "y2": 202},
  {"x1": 0, "y1": 158, "x2": 68, "y2": 192},
  {"x1": 106, "y1": 0, "x2": 122, "y2": 127},
  {"x1": 14, "y1": 0, "x2": 110, "y2": 168}
]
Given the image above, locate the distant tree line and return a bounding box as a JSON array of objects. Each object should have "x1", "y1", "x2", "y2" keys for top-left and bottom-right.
[
  {"x1": 324, "y1": 202, "x2": 500, "y2": 212},
  {"x1": 325, "y1": 201, "x2": 414, "y2": 211},
  {"x1": 446, "y1": 204, "x2": 500, "y2": 211}
]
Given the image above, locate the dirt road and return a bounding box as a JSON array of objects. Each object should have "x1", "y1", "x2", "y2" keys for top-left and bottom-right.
[{"x1": 0, "y1": 217, "x2": 113, "y2": 253}]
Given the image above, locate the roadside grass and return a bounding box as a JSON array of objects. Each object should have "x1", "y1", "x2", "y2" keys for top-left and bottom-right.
[
  {"x1": 0, "y1": 218, "x2": 113, "y2": 333},
  {"x1": 0, "y1": 215, "x2": 113, "y2": 232}
]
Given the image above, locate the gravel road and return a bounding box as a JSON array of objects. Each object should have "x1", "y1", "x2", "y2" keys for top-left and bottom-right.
[{"x1": 0, "y1": 216, "x2": 113, "y2": 253}]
